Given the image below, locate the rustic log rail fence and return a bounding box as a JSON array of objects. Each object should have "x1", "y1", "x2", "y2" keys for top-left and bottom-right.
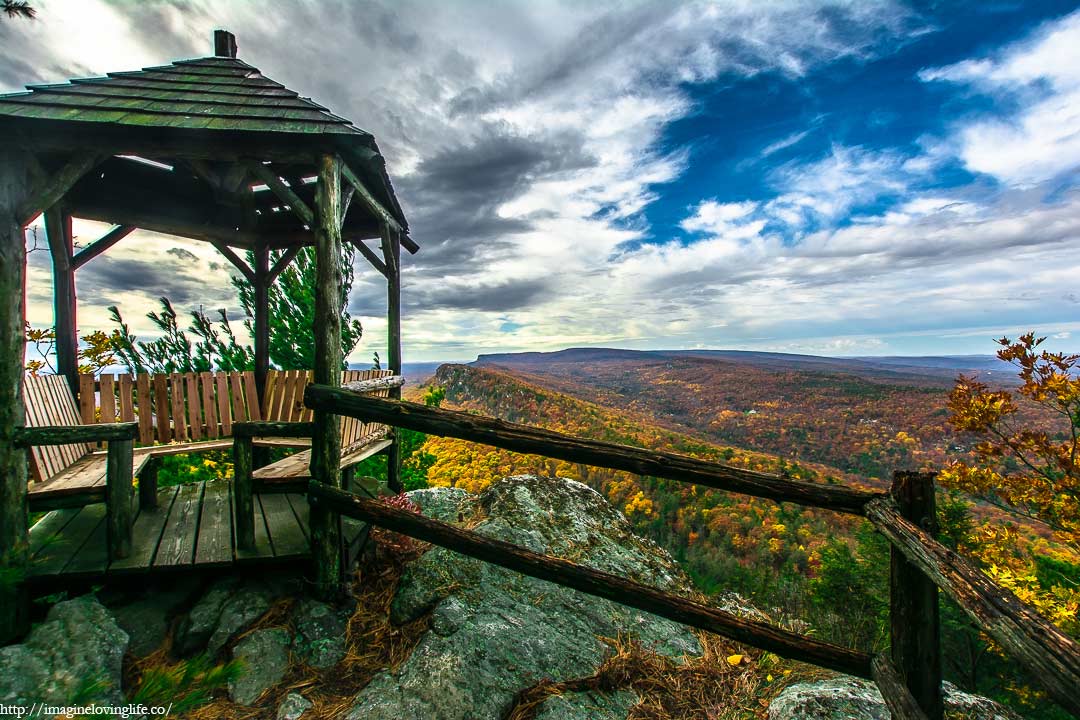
[{"x1": 302, "y1": 384, "x2": 1080, "y2": 720}]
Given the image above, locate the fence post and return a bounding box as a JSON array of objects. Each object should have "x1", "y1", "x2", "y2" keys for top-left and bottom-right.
[
  {"x1": 106, "y1": 438, "x2": 134, "y2": 559},
  {"x1": 139, "y1": 456, "x2": 159, "y2": 509},
  {"x1": 890, "y1": 470, "x2": 943, "y2": 720},
  {"x1": 233, "y1": 435, "x2": 254, "y2": 550}
]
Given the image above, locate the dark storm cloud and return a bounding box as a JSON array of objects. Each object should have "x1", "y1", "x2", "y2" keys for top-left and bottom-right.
[
  {"x1": 166, "y1": 247, "x2": 198, "y2": 262},
  {"x1": 396, "y1": 125, "x2": 595, "y2": 280},
  {"x1": 78, "y1": 256, "x2": 227, "y2": 308},
  {"x1": 410, "y1": 278, "x2": 551, "y2": 312}
]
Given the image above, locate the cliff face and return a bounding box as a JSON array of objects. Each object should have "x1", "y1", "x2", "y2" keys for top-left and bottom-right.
[{"x1": 346, "y1": 475, "x2": 703, "y2": 720}]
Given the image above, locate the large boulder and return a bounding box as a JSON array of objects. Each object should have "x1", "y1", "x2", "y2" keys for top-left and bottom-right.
[
  {"x1": 768, "y1": 678, "x2": 1024, "y2": 720},
  {"x1": 228, "y1": 627, "x2": 292, "y2": 705},
  {"x1": 104, "y1": 577, "x2": 199, "y2": 657},
  {"x1": 534, "y1": 689, "x2": 640, "y2": 720},
  {"x1": 174, "y1": 575, "x2": 292, "y2": 657},
  {"x1": 346, "y1": 476, "x2": 701, "y2": 720},
  {"x1": 291, "y1": 598, "x2": 350, "y2": 668},
  {"x1": 0, "y1": 595, "x2": 129, "y2": 706}
]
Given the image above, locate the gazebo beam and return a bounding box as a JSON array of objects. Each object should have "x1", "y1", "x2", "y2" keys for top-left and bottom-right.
[
  {"x1": 17, "y1": 152, "x2": 100, "y2": 227},
  {"x1": 0, "y1": 148, "x2": 31, "y2": 644},
  {"x1": 341, "y1": 161, "x2": 403, "y2": 236},
  {"x1": 71, "y1": 224, "x2": 136, "y2": 270},
  {"x1": 71, "y1": 198, "x2": 255, "y2": 246},
  {"x1": 247, "y1": 161, "x2": 315, "y2": 228},
  {"x1": 268, "y1": 247, "x2": 300, "y2": 283},
  {"x1": 13, "y1": 122, "x2": 322, "y2": 165},
  {"x1": 43, "y1": 206, "x2": 78, "y2": 393},
  {"x1": 209, "y1": 239, "x2": 255, "y2": 283},
  {"x1": 350, "y1": 237, "x2": 388, "y2": 278},
  {"x1": 310, "y1": 153, "x2": 344, "y2": 600}
]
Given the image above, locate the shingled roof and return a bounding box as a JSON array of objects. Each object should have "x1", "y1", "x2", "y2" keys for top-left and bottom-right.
[
  {"x1": 0, "y1": 30, "x2": 410, "y2": 242},
  {"x1": 0, "y1": 55, "x2": 364, "y2": 136}
]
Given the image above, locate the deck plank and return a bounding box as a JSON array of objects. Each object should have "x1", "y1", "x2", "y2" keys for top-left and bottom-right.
[
  {"x1": 237, "y1": 494, "x2": 275, "y2": 561},
  {"x1": 27, "y1": 508, "x2": 81, "y2": 573},
  {"x1": 285, "y1": 493, "x2": 310, "y2": 542},
  {"x1": 259, "y1": 493, "x2": 308, "y2": 558},
  {"x1": 109, "y1": 485, "x2": 179, "y2": 572},
  {"x1": 64, "y1": 509, "x2": 109, "y2": 576},
  {"x1": 194, "y1": 480, "x2": 233, "y2": 566},
  {"x1": 31, "y1": 505, "x2": 105, "y2": 577},
  {"x1": 154, "y1": 481, "x2": 205, "y2": 567}
]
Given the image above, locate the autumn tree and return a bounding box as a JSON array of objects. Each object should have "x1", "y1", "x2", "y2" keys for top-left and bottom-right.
[{"x1": 942, "y1": 333, "x2": 1079, "y2": 550}]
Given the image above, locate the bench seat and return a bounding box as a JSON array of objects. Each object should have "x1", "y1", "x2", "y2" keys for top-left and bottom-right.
[
  {"x1": 28, "y1": 450, "x2": 150, "y2": 507},
  {"x1": 254, "y1": 433, "x2": 392, "y2": 485}
]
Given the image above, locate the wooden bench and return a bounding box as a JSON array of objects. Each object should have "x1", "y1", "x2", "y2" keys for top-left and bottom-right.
[
  {"x1": 21, "y1": 373, "x2": 145, "y2": 559},
  {"x1": 24, "y1": 368, "x2": 399, "y2": 558},
  {"x1": 231, "y1": 371, "x2": 401, "y2": 549},
  {"x1": 78, "y1": 368, "x2": 384, "y2": 452}
]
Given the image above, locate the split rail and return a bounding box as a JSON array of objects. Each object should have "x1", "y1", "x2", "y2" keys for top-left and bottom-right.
[{"x1": 302, "y1": 384, "x2": 1080, "y2": 720}]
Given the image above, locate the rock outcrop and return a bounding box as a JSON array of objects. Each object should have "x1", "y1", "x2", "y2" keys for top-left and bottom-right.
[
  {"x1": 767, "y1": 677, "x2": 1024, "y2": 720},
  {"x1": 0, "y1": 595, "x2": 129, "y2": 706},
  {"x1": 345, "y1": 476, "x2": 701, "y2": 720},
  {"x1": 228, "y1": 627, "x2": 292, "y2": 705}
]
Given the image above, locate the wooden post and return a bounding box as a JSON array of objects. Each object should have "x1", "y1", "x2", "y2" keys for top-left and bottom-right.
[
  {"x1": 0, "y1": 148, "x2": 30, "y2": 643},
  {"x1": 890, "y1": 471, "x2": 943, "y2": 720},
  {"x1": 233, "y1": 434, "x2": 254, "y2": 550},
  {"x1": 382, "y1": 224, "x2": 403, "y2": 493},
  {"x1": 251, "y1": 242, "x2": 271, "y2": 469},
  {"x1": 309, "y1": 153, "x2": 343, "y2": 600},
  {"x1": 44, "y1": 206, "x2": 78, "y2": 395},
  {"x1": 105, "y1": 438, "x2": 134, "y2": 559},
  {"x1": 139, "y1": 456, "x2": 159, "y2": 509},
  {"x1": 253, "y1": 242, "x2": 270, "y2": 410}
]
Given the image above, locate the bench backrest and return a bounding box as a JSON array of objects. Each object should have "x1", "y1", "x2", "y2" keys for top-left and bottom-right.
[
  {"x1": 22, "y1": 373, "x2": 91, "y2": 484},
  {"x1": 78, "y1": 368, "x2": 393, "y2": 447}
]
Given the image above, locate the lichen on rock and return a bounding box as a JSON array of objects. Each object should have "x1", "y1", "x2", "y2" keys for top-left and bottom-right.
[
  {"x1": 767, "y1": 677, "x2": 1025, "y2": 720},
  {"x1": 0, "y1": 595, "x2": 129, "y2": 707},
  {"x1": 346, "y1": 475, "x2": 701, "y2": 720}
]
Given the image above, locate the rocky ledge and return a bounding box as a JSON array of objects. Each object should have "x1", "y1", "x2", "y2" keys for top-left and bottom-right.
[{"x1": 0, "y1": 475, "x2": 1032, "y2": 720}]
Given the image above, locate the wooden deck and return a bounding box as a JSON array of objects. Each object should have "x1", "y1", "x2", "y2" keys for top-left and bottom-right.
[{"x1": 26, "y1": 479, "x2": 366, "y2": 580}]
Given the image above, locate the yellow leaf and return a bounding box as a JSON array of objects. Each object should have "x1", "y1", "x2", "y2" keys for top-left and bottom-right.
[
  {"x1": 726, "y1": 654, "x2": 744, "y2": 666},
  {"x1": 767, "y1": 674, "x2": 774, "y2": 682}
]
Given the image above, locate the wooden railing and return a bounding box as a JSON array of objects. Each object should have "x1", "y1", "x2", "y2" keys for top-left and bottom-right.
[{"x1": 302, "y1": 385, "x2": 1080, "y2": 720}]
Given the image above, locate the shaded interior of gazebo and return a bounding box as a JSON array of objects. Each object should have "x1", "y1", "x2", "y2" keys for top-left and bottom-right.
[{"x1": 0, "y1": 30, "x2": 415, "y2": 635}]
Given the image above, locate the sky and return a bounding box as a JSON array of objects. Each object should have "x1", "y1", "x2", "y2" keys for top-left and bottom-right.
[{"x1": 3, "y1": 0, "x2": 1080, "y2": 363}]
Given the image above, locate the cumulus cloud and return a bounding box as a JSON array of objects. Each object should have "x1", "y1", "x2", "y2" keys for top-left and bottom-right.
[{"x1": 919, "y1": 9, "x2": 1080, "y2": 187}]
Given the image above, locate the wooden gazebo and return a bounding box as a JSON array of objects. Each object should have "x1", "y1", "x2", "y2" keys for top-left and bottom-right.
[{"x1": 0, "y1": 30, "x2": 414, "y2": 638}]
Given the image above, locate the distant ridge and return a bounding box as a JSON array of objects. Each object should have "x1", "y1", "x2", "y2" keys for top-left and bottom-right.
[{"x1": 474, "y1": 347, "x2": 1015, "y2": 386}]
